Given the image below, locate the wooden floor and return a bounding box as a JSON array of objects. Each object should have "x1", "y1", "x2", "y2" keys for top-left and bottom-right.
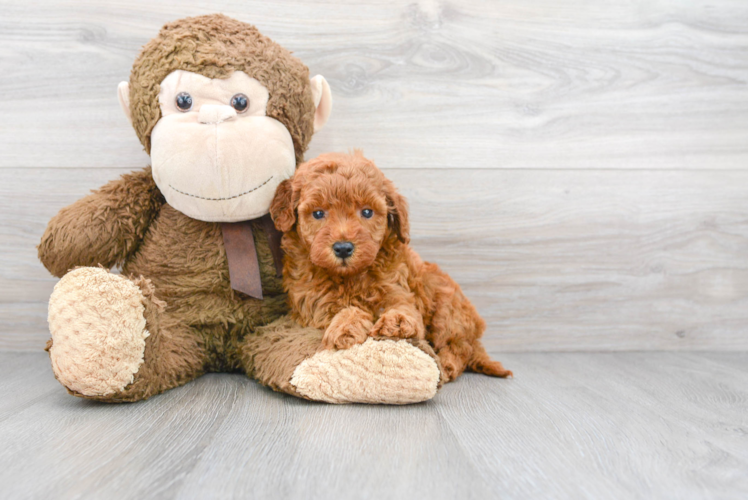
[{"x1": 1, "y1": 351, "x2": 746, "y2": 499}]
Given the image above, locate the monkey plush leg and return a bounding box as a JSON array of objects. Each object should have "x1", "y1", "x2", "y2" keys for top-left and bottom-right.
[
  {"x1": 240, "y1": 316, "x2": 444, "y2": 404},
  {"x1": 47, "y1": 267, "x2": 207, "y2": 402}
]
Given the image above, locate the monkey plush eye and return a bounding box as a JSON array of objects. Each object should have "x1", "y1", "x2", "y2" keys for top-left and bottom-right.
[
  {"x1": 175, "y1": 92, "x2": 193, "y2": 112},
  {"x1": 230, "y1": 93, "x2": 249, "y2": 113},
  {"x1": 312, "y1": 210, "x2": 325, "y2": 220},
  {"x1": 361, "y1": 209, "x2": 374, "y2": 219}
]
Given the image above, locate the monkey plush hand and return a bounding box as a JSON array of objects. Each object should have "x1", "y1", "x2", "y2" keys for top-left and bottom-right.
[{"x1": 37, "y1": 14, "x2": 441, "y2": 404}]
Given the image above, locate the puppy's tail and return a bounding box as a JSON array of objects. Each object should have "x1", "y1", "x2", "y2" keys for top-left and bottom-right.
[{"x1": 468, "y1": 342, "x2": 513, "y2": 378}]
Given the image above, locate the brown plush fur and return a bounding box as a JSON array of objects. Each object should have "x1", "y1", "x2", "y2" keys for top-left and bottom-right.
[
  {"x1": 39, "y1": 168, "x2": 291, "y2": 401},
  {"x1": 270, "y1": 152, "x2": 512, "y2": 382},
  {"x1": 36, "y1": 15, "x2": 318, "y2": 402},
  {"x1": 129, "y1": 14, "x2": 315, "y2": 162}
]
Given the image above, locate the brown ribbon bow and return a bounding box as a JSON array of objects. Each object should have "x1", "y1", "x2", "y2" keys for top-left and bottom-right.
[{"x1": 221, "y1": 213, "x2": 284, "y2": 300}]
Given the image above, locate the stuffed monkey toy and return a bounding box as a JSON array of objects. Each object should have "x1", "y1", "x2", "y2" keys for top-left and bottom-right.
[{"x1": 38, "y1": 14, "x2": 441, "y2": 404}]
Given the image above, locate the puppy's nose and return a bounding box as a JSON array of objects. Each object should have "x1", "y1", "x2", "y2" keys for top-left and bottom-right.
[{"x1": 332, "y1": 241, "x2": 355, "y2": 259}]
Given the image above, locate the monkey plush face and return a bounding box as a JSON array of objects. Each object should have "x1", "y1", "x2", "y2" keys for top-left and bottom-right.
[
  {"x1": 116, "y1": 14, "x2": 332, "y2": 223},
  {"x1": 147, "y1": 69, "x2": 296, "y2": 221}
]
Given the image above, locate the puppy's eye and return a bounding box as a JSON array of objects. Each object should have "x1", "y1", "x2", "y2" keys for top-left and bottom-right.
[
  {"x1": 312, "y1": 210, "x2": 325, "y2": 220},
  {"x1": 361, "y1": 209, "x2": 374, "y2": 219},
  {"x1": 230, "y1": 93, "x2": 249, "y2": 113},
  {"x1": 175, "y1": 92, "x2": 193, "y2": 112}
]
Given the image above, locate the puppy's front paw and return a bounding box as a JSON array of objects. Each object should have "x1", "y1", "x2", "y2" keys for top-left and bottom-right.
[
  {"x1": 321, "y1": 307, "x2": 374, "y2": 350},
  {"x1": 370, "y1": 308, "x2": 425, "y2": 340},
  {"x1": 322, "y1": 320, "x2": 373, "y2": 350}
]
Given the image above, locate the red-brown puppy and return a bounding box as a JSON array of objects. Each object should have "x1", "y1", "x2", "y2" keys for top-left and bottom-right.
[{"x1": 270, "y1": 151, "x2": 511, "y2": 382}]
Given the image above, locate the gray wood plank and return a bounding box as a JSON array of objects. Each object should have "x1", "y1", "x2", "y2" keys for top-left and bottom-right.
[
  {"x1": 3, "y1": 167, "x2": 747, "y2": 352},
  {"x1": 0, "y1": 353, "x2": 58, "y2": 423},
  {"x1": 693, "y1": 351, "x2": 748, "y2": 374},
  {"x1": 438, "y1": 352, "x2": 748, "y2": 499},
  {"x1": 1, "y1": 0, "x2": 747, "y2": 169},
  {"x1": 175, "y1": 390, "x2": 491, "y2": 499},
  {"x1": 1, "y1": 351, "x2": 747, "y2": 499}
]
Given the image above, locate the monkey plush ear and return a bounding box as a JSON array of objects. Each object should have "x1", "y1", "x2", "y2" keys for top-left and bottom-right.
[
  {"x1": 384, "y1": 179, "x2": 410, "y2": 244},
  {"x1": 117, "y1": 81, "x2": 132, "y2": 126},
  {"x1": 310, "y1": 75, "x2": 332, "y2": 133},
  {"x1": 270, "y1": 179, "x2": 297, "y2": 232}
]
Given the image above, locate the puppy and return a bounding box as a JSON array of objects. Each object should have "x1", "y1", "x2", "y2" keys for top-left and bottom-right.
[{"x1": 270, "y1": 151, "x2": 511, "y2": 382}]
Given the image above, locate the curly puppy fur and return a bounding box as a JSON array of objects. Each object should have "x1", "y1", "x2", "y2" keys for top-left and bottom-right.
[{"x1": 270, "y1": 151, "x2": 512, "y2": 382}]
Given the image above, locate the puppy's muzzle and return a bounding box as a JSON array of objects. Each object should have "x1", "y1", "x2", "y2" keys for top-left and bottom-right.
[{"x1": 332, "y1": 241, "x2": 355, "y2": 259}]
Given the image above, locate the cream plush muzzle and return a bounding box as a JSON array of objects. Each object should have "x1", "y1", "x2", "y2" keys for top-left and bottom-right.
[{"x1": 148, "y1": 70, "x2": 297, "y2": 222}]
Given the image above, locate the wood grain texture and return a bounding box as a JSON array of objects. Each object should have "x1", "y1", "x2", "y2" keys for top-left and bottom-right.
[
  {"x1": 0, "y1": 351, "x2": 746, "y2": 499},
  {"x1": 1, "y1": 0, "x2": 748, "y2": 352},
  {"x1": 0, "y1": 0, "x2": 747, "y2": 169},
  {"x1": 2, "y1": 167, "x2": 747, "y2": 352}
]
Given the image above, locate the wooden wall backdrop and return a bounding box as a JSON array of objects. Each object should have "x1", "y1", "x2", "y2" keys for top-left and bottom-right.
[{"x1": 1, "y1": 0, "x2": 747, "y2": 351}]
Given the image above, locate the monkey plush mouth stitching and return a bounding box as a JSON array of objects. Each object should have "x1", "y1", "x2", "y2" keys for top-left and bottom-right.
[{"x1": 169, "y1": 176, "x2": 274, "y2": 201}]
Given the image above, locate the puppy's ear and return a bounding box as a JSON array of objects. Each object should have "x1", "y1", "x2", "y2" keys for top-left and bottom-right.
[
  {"x1": 270, "y1": 179, "x2": 297, "y2": 232},
  {"x1": 384, "y1": 178, "x2": 410, "y2": 243}
]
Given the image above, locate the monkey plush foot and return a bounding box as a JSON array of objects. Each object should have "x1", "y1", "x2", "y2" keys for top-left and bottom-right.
[
  {"x1": 244, "y1": 317, "x2": 443, "y2": 404},
  {"x1": 47, "y1": 267, "x2": 150, "y2": 397},
  {"x1": 291, "y1": 338, "x2": 442, "y2": 404}
]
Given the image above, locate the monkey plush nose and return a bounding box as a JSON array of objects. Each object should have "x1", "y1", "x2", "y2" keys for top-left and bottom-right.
[
  {"x1": 332, "y1": 241, "x2": 355, "y2": 259},
  {"x1": 198, "y1": 105, "x2": 237, "y2": 124}
]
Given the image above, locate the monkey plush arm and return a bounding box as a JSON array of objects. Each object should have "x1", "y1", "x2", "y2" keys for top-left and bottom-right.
[{"x1": 38, "y1": 167, "x2": 164, "y2": 278}]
